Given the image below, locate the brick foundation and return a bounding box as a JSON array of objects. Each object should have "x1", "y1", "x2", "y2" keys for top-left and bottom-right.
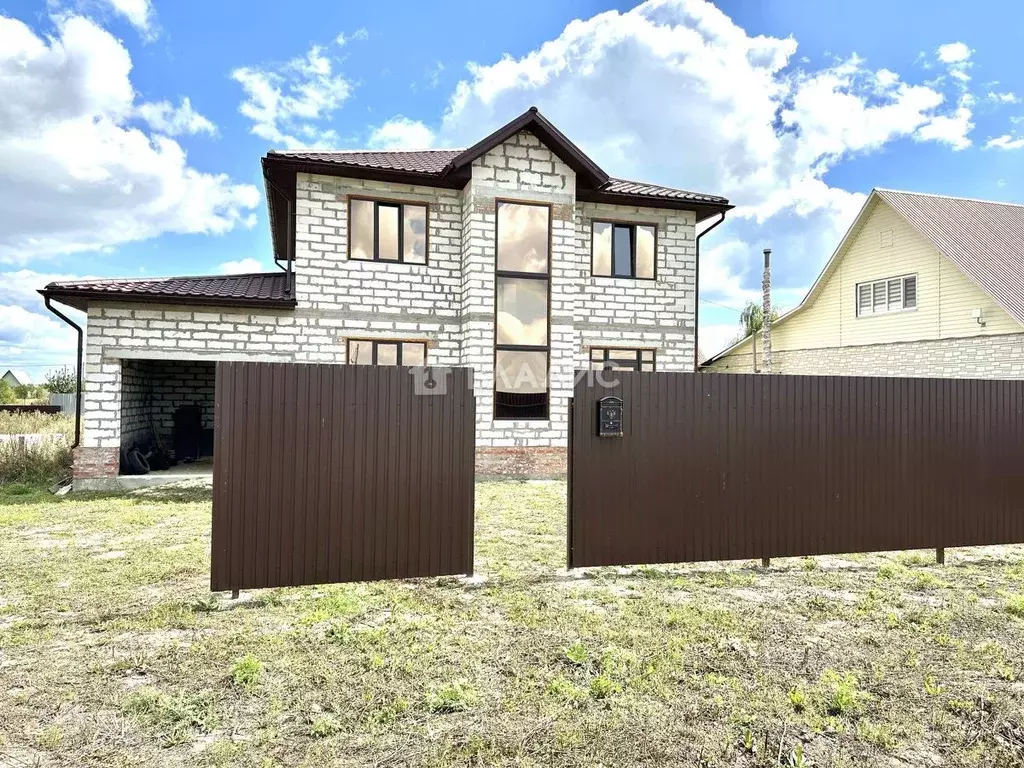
[
  {"x1": 73, "y1": 446, "x2": 119, "y2": 479},
  {"x1": 475, "y1": 447, "x2": 567, "y2": 479}
]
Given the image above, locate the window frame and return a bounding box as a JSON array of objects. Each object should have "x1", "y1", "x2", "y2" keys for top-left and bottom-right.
[
  {"x1": 590, "y1": 219, "x2": 659, "y2": 281},
  {"x1": 346, "y1": 339, "x2": 429, "y2": 366},
  {"x1": 347, "y1": 195, "x2": 430, "y2": 265},
  {"x1": 589, "y1": 347, "x2": 657, "y2": 372},
  {"x1": 855, "y1": 273, "x2": 918, "y2": 317},
  {"x1": 493, "y1": 198, "x2": 552, "y2": 422}
]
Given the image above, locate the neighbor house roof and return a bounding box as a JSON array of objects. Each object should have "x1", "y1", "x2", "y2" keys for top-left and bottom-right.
[
  {"x1": 702, "y1": 188, "x2": 1024, "y2": 366},
  {"x1": 263, "y1": 106, "x2": 732, "y2": 261},
  {"x1": 874, "y1": 189, "x2": 1024, "y2": 324},
  {"x1": 39, "y1": 272, "x2": 295, "y2": 312}
]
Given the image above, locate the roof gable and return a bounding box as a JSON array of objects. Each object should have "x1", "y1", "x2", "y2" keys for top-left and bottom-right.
[
  {"x1": 875, "y1": 189, "x2": 1024, "y2": 324},
  {"x1": 445, "y1": 107, "x2": 608, "y2": 188}
]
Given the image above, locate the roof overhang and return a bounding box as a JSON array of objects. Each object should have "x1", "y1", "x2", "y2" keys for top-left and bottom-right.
[{"x1": 39, "y1": 287, "x2": 297, "y2": 313}]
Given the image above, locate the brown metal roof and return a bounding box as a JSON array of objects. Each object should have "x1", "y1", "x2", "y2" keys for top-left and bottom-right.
[
  {"x1": 262, "y1": 108, "x2": 732, "y2": 260},
  {"x1": 40, "y1": 272, "x2": 295, "y2": 311},
  {"x1": 268, "y1": 148, "x2": 462, "y2": 174},
  {"x1": 875, "y1": 189, "x2": 1024, "y2": 324},
  {"x1": 595, "y1": 178, "x2": 729, "y2": 205}
]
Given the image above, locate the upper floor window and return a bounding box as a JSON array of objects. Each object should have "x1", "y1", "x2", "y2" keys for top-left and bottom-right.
[
  {"x1": 348, "y1": 339, "x2": 427, "y2": 366},
  {"x1": 856, "y1": 275, "x2": 917, "y2": 317},
  {"x1": 349, "y1": 198, "x2": 427, "y2": 264},
  {"x1": 590, "y1": 347, "x2": 656, "y2": 372},
  {"x1": 592, "y1": 221, "x2": 656, "y2": 280}
]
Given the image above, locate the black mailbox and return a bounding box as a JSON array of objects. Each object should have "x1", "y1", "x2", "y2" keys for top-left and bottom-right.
[{"x1": 597, "y1": 396, "x2": 623, "y2": 437}]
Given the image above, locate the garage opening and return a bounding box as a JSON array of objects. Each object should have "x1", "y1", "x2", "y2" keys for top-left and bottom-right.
[{"x1": 119, "y1": 359, "x2": 215, "y2": 483}]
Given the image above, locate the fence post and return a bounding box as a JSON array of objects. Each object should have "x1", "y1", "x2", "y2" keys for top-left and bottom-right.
[{"x1": 936, "y1": 547, "x2": 944, "y2": 565}]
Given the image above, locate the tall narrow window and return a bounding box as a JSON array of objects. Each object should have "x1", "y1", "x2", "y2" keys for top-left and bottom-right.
[
  {"x1": 592, "y1": 221, "x2": 656, "y2": 279},
  {"x1": 495, "y1": 201, "x2": 550, "y2": 420},
  {"x1": 348, "y1": 198, "x2": 428, "y2": 264}
]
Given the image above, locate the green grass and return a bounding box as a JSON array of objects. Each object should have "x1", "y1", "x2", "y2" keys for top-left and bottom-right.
[
  {"x1": 0, "y1": 481, "x2": 1023, "y2": 766},
  {"x1": 0, "y1": 411, "x2": 74, "y2": 484}
]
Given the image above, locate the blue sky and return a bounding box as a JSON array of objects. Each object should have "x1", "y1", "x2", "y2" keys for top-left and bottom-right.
[{"x1": 2, "y1": 0, "x2": 1022, "y2": 378}]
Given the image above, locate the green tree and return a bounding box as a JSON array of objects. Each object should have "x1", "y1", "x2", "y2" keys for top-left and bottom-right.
[
  {"x1": 739, "y1": 300, "x2": 779, "y2": 337},
  {"x1": 13, "y1": 384, "x2": 31, "y2": 401},
  {"x1": 44, "y1": 367, "x2": 77, "y2": 395},
  {"x1": 0, "y1": 380, "x2": 14, "y2": 404}
]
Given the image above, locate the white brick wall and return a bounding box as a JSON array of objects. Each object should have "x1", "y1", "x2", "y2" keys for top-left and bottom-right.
[
  {"x1": 704, "y1": 332, "x2": 1024, "y2": 379},
  {"x1": 80, "y1": 129, "x2": 699, "y2": 452}
]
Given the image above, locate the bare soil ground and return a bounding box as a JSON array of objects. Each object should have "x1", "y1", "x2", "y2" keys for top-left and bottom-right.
[{"x1": 1, "y1": 481, "x2": 1023, "y2": 767}]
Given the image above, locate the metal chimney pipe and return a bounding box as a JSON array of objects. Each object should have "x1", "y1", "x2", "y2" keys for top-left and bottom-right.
[{"x1": 762, "y1": 248, "x2": 773, "y2": 374}]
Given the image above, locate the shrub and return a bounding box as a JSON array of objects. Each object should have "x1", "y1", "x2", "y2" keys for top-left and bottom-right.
[
  {"x1": 0, "y1": 381, "x2": 13, "y2": 404},
  {"x1": 44, "y1": 367, "x2": 77, "y2": 395},
  {"x1": 0, "y1": 412, "x2": 74, "y2": 485}
]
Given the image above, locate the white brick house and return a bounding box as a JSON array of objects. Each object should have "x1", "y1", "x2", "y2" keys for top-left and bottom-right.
[{"x1": 42, "y1": 108, "x2": 731, "y2": 486}]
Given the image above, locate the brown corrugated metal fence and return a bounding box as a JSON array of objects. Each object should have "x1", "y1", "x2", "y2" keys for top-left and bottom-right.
[
  {"x1": 569, "y1": 371, "x2": 1024, "y2": 568},
  {"x1": 212, "y1": 362, "x2": 475, "y2": 591}
]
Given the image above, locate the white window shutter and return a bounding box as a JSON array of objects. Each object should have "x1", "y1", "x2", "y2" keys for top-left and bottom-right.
[
  {"x1": 887, "y1": 278, "x2": 902, "y2": 310},
  {"x1": 858, "y1": 284, "x2": 872, "y2": 315},
  {"x1": 904, "y1": 276, "x2": 917, "y2": 308}
]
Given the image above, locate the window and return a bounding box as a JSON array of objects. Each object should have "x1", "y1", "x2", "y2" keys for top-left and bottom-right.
[
  {"x1": 856, "y1": 275, "x2": 917, "y2": 317},
  {"x1": 592, "y1": 221, "x2": 656, "y2": 279},
  {"x1": 347, "y1": 339, "x2": 427, "y2": 366},
  {"x1": 495, "y1": 201, "x2": 550, "y2": 420},
  {"x1": 348, "y1": 198, "x2": 427, "y2": 263},
  {"x1": 590, "y1": 348, "x2": 656, "y2": 372}
]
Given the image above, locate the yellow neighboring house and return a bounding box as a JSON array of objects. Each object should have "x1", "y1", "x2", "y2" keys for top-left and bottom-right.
[{"x1": 703, "y1": 189, "x2": 1024, "y2": 378}]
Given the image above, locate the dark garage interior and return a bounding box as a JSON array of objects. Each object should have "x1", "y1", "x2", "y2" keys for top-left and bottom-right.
[{"x1": 119, "y1": 358, "x2": 215, "y2": 476}]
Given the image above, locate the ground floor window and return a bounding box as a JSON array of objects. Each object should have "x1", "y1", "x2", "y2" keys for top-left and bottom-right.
[
  {"x1": 589, "y1": 347, "x2": 656, "y2": 372},
  {"x1": 347, "y1": 339, "x2": 427, "y2": 366}
]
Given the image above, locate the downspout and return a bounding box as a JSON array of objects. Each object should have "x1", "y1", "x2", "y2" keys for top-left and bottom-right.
[
  {"x1": 43, "y1": 296, "x2": 83, "y2": 449},
  {"x1": 264, "y1": 173, "x2": 295, "y2": 296},
  {"x1": 694, "y1": 211, "x2": 727, "y2": 371}
]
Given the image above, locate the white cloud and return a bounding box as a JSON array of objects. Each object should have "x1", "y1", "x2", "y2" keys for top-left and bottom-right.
[
  {"x1": 136, "y1": 97, "x2": 217, "y2": 136},
  {"x1": 936, "y1": 41, "x2": 973, "y2": 85},
  {"x1": 700, "y1": 323, "x2": 744, "y2": 359},
  {"x1": 987, "y1": 91, "x2": 1020, "y2": 104},
  {"x1": 937, "y1": 42, "x2": 971, "y2": 64},
  {"x1": 0, "y1": 14, "x2": 259, "y2": 263},
  {"x1": 435, "y1": 0, "x2": 973, "y2": 318},
  {"x1": 986, "y1": 134, "x2": 1024, "y2": 150},
  {"x1": 916, "y1": 106, "x2": 974, "y2": 150},
  {"x1": 368, "y1": 116, "x2": 436, "y2": 150},
  {"x1": 103, "y1": 0, "x2": 156, "y2": 39},
  {"x1": 218, "y1": 257, "x2": 266, "y2": 274},
  {"x1": 232, "y1": 44, "x2": 354, "y2": 149},
  {"x1": 336, "y1": 28, "x2": 368, "y2": 46},
  {"x1": 0, "y1": 270, "x2": 85, "y2": 372}
]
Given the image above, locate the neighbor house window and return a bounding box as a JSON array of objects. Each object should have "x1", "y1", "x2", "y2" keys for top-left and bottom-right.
[
  {"x1": 592, "y1": 221, "x2": 656, "y2": 279},
  {"x1": 347, "y1": 339, "x2": 427, "y2": 366},
  {"x1": 856, "y1": 275, "x2": 917, "y2": 317},
  {"x1": 495, "y1": 201, "x2": 550, "y2": 420},
  {"x1": 348, "y1": 198, "x2": 427, "y2": 263},
  {"x1": 590, "y1": 348, "x2": 656, "y2": 372}
]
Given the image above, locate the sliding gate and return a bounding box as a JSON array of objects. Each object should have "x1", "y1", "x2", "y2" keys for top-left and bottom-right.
[
  {"x1": 212, "y1": 362, "x2": 475, "y2": 591},
  {"x1": 569, "y1": 371, "x2": 1024, "y2": 568}
]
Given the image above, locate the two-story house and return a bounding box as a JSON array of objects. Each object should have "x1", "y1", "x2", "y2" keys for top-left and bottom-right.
[
  {"x1": 41, "y1": 108, "x2": 731, "y2": 488},
  {"x1": 703, "y1": 189, "x2": 1024, "y2": 378}
]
